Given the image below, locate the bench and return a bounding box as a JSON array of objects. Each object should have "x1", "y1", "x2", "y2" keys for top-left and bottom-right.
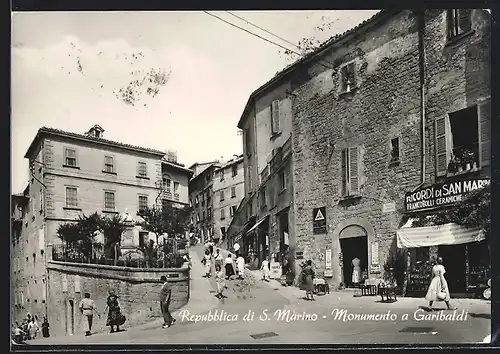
[
  {"x1": 379, "y1": 285, "x2": 397, "y2": 302},
  {"x1": 313, "y1": 278, "x2": 330, "y2": 295}
]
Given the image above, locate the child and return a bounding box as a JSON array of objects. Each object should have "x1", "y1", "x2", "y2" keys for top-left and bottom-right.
[
  {"x1": 13, "y1": 323, "x2": 25, "y2": 344},
  {"x1": 215, "y1": 264, "x2": 225, "y2": 301},
  {"x1": 261, "y1": 257, "x2": 270, "y2": 282}
]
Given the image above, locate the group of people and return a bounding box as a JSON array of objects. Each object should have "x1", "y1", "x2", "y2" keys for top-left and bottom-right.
[
  {"x1": 12, "y1": 314, "x2": 50, "y2": 343},
  {"x1": 77, "y1": 290, "x2": 126, "y2": 337}
]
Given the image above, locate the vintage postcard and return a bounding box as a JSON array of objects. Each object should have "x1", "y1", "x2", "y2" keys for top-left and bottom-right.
[{"x1": 11, "y1": 9, "x2": 492, "y2": 346}]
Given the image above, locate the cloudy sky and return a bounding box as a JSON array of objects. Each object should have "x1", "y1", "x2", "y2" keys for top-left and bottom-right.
[{"x1": 11, "y1": 10, "x2": 379, "y2": 193}]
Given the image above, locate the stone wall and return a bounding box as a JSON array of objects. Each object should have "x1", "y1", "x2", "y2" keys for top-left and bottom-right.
[{"x1": 46, "y1": 261, "x2": 189, "y2": 337}]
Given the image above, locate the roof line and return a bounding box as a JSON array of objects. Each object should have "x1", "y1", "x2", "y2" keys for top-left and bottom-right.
[{"x1": 237, "y1": 9, "x2": 397, "y2": 128}]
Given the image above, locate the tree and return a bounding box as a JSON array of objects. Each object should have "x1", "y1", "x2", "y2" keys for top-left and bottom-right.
[
  {"x1": 100, "y1": 214, "x2": 128, "y2": 264},
  {"x1": 57, "y1": 222, "x2": 81, "y2": 248},
  {"x1": 138, "y1": 205, "x2": 166, "y2": 244},
  {"x1": 75, "y1": 212, "x2": 102, "y2": 259},
  {"x1": 162, "y1": 201, "x2": 193, "y2": 239},
  {"x1": 138, "y1": 239, "x2": 157, "y2": 268}
]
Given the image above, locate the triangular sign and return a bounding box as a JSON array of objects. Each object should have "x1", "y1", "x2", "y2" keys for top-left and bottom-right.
[{"x1": 315, "y1": 209, "x2": 325, "y2": 221}]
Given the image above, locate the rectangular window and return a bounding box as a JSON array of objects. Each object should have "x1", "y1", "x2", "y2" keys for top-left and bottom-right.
[
  {"x1": 139, "y1": 231, "x2": 149, "y2": 248},
  {"x1": 220, "y1": 190, "x2": 225, "y2": 201},
  {"x1": 104, "y1": 156, "x2": 114, "y2": 173},
  {"x1": 341, "y1": 147, "x2": 360, "y2": 197},
  {"x1": 230, "y1": 205, "x2": 237, "y2": 216},
  {"x1": 245, "y1": 128, "x2": 252, "y2": 156},
  {"x1": 220, "y1": 208, "x2": 225, "y2": 220},
  {"x1": 39, "y1": 188, "x2": 43, "y2": 212},
  {"x1": 208, "y1": 207, "x2": 212, "y2": 218},
  {"x1": 221, "y1": 227, "x2": 226, "y2": 237},
  {"x1": 232, "y1": 164, "x2": 238, "y2": 177},
  {"x1": 340, "y1": 63, "x2": 356, "y2": 93},
  {"x1": 137, "y1": 161, "x2": 147, "y2": 177},
  {"x1": 65, "y1": 187, "x2": 78, "y2": 208},
  {"x1": 173, "y1": 182, "x2": 179, "y2": 193},
  {"x1": 231, "y1": 186, "x2": 236, "y2": 198},
  {"x1": 64, "y1": 148, "x2": 77, "y2": 167},
  {"x1": 271, "y1": 100, "x2": 281, "y2": 134},
  {"x1": 220, "y1": 170, "x2": 225, "y2": 181},
  {"x1": 196, "y1": 213, "x2": 200, "y2": 222},
  {"x1": 279, "y1": 170, "x2": 287, "y2": 191},
  {"x1": 104, "y1": 191, "x2": 115, "y2": 211},
  {"x1": 195, "y1": 196, "x2": 199, "y2": 205},
  {"x1": 202, "y1": 211, "x2": 206, "y2": 220},
  {"x1": 260, "y1": 187, "x2": 267, "y2": 208},
  {"x1": 138, "y1": 195, "x2": 148, "y2": 213},
  {"x1": 390, "y1": 137, "x2": 400, "y2": 163},
  {"x1": 447, "y1": 9, "x2": 472, "y2": 40},
  {"x1": 163, "y1": 178, "x2": 171, "y2": 193}
]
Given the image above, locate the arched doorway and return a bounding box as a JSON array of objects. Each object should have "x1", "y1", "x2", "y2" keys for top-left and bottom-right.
[{"x1": 339, "y1": 225, "x2": 369, "y2": 288}]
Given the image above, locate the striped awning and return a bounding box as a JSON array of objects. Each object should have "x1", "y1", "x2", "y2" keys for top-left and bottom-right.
[{"x1": 397, "y1": 219, "x2": 485, "y2": 248}]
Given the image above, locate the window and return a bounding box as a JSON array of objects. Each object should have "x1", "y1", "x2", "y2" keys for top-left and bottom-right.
[
  {"x1": 220, "y1": 170, "x2": 225, "y2": 181},
  {"x1": 279, "y1": 170, "x2": 287, "y2": 191},
  {"x1": 390, "y1": 137, "x2": 400, "y2": 164},
  {"x1": 104, "y1": 156, "x2": 114, "y2": 173},
  {"x1": 196, "y1": 213, "x2": 200, "y2": 222},
  {"x1": 104, "y1": 191, "x2": 115, "y2": 211},
  {"x1": 173, "y1": 182, "x2": 179, "y2": 194},
  {"x1": 271, "y1": 100, "x2": 281, "y2": 134},
  {"x1": 39, "y1": 189, "x2": 43, "y2": 212},
  {"x1": 221, "y1": 227, "x2": 226, "y2": 237},
  {"x1": 245, "y1": 128, "x2": 252, "y2": 156},
  {"x1": 137, "y1": 161, "x2": 147, "y2": 177},
  {"x1": 341, "y1": 147, "x2": 360, "y2": 197},
  {"x1": 230, "y1": 205, "x2": 237, "y2": 216},
  {"x1": 220, "y1": 208, "x2": 226, "y2": 219},
  {"x1": 65, "y1": 187, "x2": 78, "y2": 208},
  {"x1": 340, "y1": 63, "x2": 356, "y2": 93},
  {"x1": 163, "y1": 177, "x2": 171, "y2": 193},
  {"x1": 247, "y1": 165, "x2": 253, "y2": 192},
  {"x1": 208, "y1": 207, "x2": 212, "y2": 218},
  {"x1": 138, "y1": 195, "x2": 148, "y2": 213},
  {"x1": 231, "y1": 186, "x2": 236, "y2": 198},
  {"x1": 195, "y1": 196, "x2": 199, "y2": 205},
  {"x1": 232, "y1": 165, "x2": 238, "y2": 177},
  {"x1": 447, "y1": 9, "x2": 472, "y2": 40},
  {"x1": 220, "y1": 190, "x2": 225, "y2": 201},
  {"x1": 202, "y1": 211, "x2": 206, "y2": 220},
  {"x1": 436, "y1": 102, "x2": 490, "y2": 176},
  {"x1": 139, "y1": 231, "x2": 149, "y2": 248},
  {"x1": 64, "y1": 148, "x2": 77, "y2": 167},
  {"x1": 260, "y1": 187, "x2": 267, "y2": 208}
]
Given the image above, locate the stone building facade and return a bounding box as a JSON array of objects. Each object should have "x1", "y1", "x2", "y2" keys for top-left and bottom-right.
[
  {"x1": 290, "y1": 9, "x2": 491, "y2": 289},
  {"x1": 212, "y1": 155, "x2": 245, "y2": 243}
]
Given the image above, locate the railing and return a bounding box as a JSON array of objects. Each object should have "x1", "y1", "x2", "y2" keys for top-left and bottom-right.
[{"x1": 51, "y1": 242, "x2": 187, "y2": 269}]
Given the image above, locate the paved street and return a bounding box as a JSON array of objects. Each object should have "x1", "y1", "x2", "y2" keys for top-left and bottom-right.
[{"x1": 27, "y1": 244, "x2": 491, "y2": 345}]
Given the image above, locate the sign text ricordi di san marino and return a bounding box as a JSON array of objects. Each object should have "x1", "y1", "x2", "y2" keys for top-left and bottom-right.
[{"x1": 405, "y1": 178, "x2": 490, "y2": 212}]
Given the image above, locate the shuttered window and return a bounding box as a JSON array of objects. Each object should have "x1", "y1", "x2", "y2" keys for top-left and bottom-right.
[
  {"x1": 435, "y1": 116, "x2": 449, "y2": 177},
  {"x1": 447, "y1": 9, "x2": 472, "y2": 40},
  {"x1": 271, "y1": 100, "x2": 280, "y2": 134},
  {"x1": 478, "y1": 100, "x2": 491, "y2": 167},
  {"x1": 341, "y1": 147, "x2": 360, "y2": 197}
]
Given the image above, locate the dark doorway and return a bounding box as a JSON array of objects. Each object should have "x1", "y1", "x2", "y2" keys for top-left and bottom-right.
[
  {"x1": 438, "y1": 244, "x2": 467, "y2": 294},
  {"x1": 68, "y1": 299, "x2": 75, "y2": 335},
  {"x1": 340, "y1": 236, "x2": 368, "y2": 287}
]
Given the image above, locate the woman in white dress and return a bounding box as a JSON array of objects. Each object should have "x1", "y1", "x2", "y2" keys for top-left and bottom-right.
[
  {"x1": 351, "y1": 257, "x2": 361, "y2": 286},
  {"x1": 236, "y1": 254, "x2": 245, "y2": 279},
  {"x1": 425, "y1": 257, "x2": 456, "y2": 310},
  {"x1": 203, "y1": 249, "x2": 212, "y2": 278}
]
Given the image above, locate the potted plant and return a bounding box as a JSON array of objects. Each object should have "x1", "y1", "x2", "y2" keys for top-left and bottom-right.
[
  {"x1": 447, "y1": 154, "x2": 460, "y2": 174},
  {"x1": 462, "y1": 148, "x2": 476, "y2": 171}
]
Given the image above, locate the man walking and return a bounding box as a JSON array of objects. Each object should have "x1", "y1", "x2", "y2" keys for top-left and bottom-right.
[
  {"x1": 159, "y1": 275, "x2": 176, "y2": 329},
  {"x1": 79, "y1": 292, "x2": 99, "y2": 336}
]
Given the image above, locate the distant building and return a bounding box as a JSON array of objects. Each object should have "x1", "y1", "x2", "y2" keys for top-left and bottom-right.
[
  {"x1": 212, "y1": 155, "x2": 245, "y2": 244},
  {"x1": 11, "y1": 124, "x2": 192, "y2": 322}
]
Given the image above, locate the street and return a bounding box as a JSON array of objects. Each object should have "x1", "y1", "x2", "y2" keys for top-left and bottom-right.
[{"x1": 27, "y1": 244, "x2": 491, "y2": 345}]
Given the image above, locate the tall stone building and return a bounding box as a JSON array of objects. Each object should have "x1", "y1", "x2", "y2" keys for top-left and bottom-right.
[
  {"x1": 212, "y1": 155, "x2": 245, "y2": 244},
  {"x1": 289, "y1": 9, "x2": 491, "y2": 291}
]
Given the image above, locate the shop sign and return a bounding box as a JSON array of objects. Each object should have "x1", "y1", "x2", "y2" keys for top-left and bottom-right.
[
  {"x1": 370, "y1": 265, "x2": 381, "y2": 274},
  {"x1": 270, "y1": 262, "x2": 282, "y2": 279},
  {"x1": 404, "y1": 178, "x2": 490, "y2": 213},
  {"x1": 313, "y1": 207, "x2": 327, "y2": 234},
  {"x1": 325, "y1": 249, "x2": 332, "y2": 278},
  {"x1": 371, "y1": 242, "x2": 379, "y2": 266},
  {"x1": 296, "y1": 251, "x2": 304, "y2": 260},
  {"x1": 382, "y1": 202, "x2": 396, "y2": 213}
]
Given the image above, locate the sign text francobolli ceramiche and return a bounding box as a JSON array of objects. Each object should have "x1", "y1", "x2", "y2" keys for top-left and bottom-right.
[{"x1": 405, "y1": 178, "x2": 490, "y2": 213}]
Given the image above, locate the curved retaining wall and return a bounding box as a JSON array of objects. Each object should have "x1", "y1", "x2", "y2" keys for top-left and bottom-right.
[{"x1": 45, "y1": 261, "x2": 189, "y2": 337}]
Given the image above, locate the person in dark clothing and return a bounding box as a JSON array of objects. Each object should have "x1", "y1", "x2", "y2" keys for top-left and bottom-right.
[
  {"x1": 104, "y1": 290, "x2": 122, "y2": 333},
  {"x1": 41, "y1": 317, "x2": 50, "y2": 338},
  {"x1": 159, "y1": 275, "x2": 176, "y2": 329}
]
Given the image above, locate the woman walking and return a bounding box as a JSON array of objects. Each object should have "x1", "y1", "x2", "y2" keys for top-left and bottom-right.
[
  {"x1": 104, "y1": 290, "x2": 122, "y2": 333},
  {"x1": 203, "y1": 249, "x2": 212, "y2": 278},
  {"x1": 224, "y1": 253, "x2": 235, "y2": 280},
  {"x1": 215, "y1": 264, "x2": 226, "y2": 302},
  {"x1": 425, "y1": 257, "x2": 456, "y2": 310},
  {"x1": 261, "y1": 257, "x2": 270, "y2": 281},
  {"x1": 236, "y1": 254, "x2": 245, "y2": 279},
  {"x1": 301, "y1": 260, "x2": 316, "y2": 301}
]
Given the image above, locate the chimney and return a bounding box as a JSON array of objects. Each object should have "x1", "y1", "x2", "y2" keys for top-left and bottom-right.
[
  {"x1": 85, "y1": 125, "x2": 104, "y2": 138},
  {"x1": 164, "y1": 149, "x2": 177, "y2": 163}
]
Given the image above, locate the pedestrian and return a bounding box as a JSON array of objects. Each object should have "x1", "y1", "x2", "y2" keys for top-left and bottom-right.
[
  {"x1": 203, "y1": 249, "x2": 212, "y2": 278},
  {"x1": 351, "y1": 257, "x2": 361, "y2": 287},
  {"x1": 22, "y1": 319, "x2": 29, "y2": 340},
  {"x1": 215, "y1": 264, "x2": 226, "y2": 301},
  {"x1": 159, "y1": 275, "x2": 176, "y2": 329},
  {"x1": 261, "y1": 257, "x2": 270, "y2": 282},
  {"x1": 224, "y1": 253, "x2": 235, "y2": 280},
  {"x1": 78, "y1": 292, "x2": 100, "y2": 336},
  {"x1": 13, "y1": 323, "x2": 25, "y2": 344},
  {"x1": 209, "y1": 242, "x2": 214, "y2": 257},
  {"x1": 236, "y1": 253, "x2": 245, "y2": 279},
  {"x1": 41, "y1": 316, "x2": 50, "y2": 338},
  {"x1": 425, "y1": 257, "x2": 457, "y2": 311},
  {"x1": 104, "y1": 290, "x2": 122, "y2": 333},
  {"x1": 28, "y1": 317, "x2": 40, "y2": 340},
  {"x1": 301, "y1": 260, "x2": 316, "y2": 301},
  {"x1": 214, "y1": 249, "x2": 223, "y2": 269},
  {"x1": 233, "y1": 242, "x2": 240, "y2": 257}
]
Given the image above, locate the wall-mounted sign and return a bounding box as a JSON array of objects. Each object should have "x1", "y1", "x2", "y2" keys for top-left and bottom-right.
[
  {"x1": 405, "y1": 178, "x2": 490, "y2": 213},
  {"x1": 325, "y1": 248, "x2": 333, "y2": 278},
  {"x1": 62, "y1": 274, "x2": 68, "y2": 292},
  {"x1": 270, "y1": 262, "x2": 282, "y2": 279},
  {"x1": 382, "y1": 202, "x2": 396, "y2": 213},
  {"x1": 370, "y1": 265, "x2": 381, "y2": 274},
  {"x1": 371, "y1": 242, "x2": 379, "y2": 266},
  {"x1": 121, "y1": 228, "x2": 134, "y2": 247},
  {"x1": 313, "y1": 207, "x2": 327, "y2": 234},
  {"x1": 296, "y1": 251, "x2": 304, "y2": 260},
  {"x1": 74, "y1": 275, "x2": 81, "y2": 293}
]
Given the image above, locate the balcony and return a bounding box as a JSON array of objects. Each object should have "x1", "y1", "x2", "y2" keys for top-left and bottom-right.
[{"x1": 260, "y1": 165, "x2": 269, "y2": 183}]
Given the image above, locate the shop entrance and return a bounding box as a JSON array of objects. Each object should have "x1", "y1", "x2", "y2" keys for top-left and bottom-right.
[
  {"x1": 438, "y1": 244, "x2": 467, "y2": 295},
  {"x1": 339, "y1": 225, "x2": 369, "y2": 288}
]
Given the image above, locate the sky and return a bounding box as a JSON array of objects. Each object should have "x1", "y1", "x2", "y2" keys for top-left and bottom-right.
[{"x1": 11, "y1": 10, "x2": 379, "y2": 194}]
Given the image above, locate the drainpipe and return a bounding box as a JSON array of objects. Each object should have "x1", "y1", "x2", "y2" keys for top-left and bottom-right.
[{"x1": 411, "y1": 9, "x2": 427, "y2": 193}]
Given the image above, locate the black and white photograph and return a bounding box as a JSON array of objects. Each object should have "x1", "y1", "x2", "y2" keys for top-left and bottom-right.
[{"x1": 11, "y1": 8, "x2": 493, "y2": 347}]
